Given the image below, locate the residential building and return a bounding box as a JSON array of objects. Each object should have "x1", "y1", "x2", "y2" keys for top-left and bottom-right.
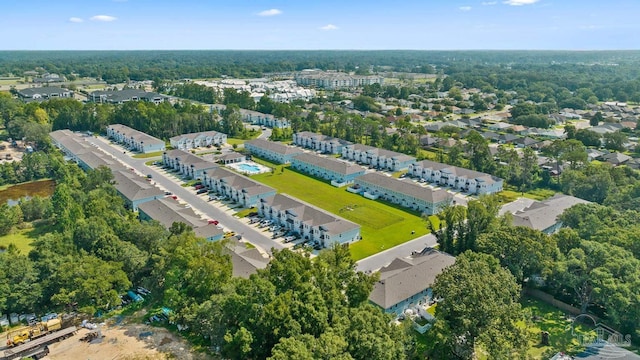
[
  {"x1": 369, "y1": 248, "x2": 455, "y2": 315},
  {"x1": 17, "y1": 87, "x2": 73, "y2": 102},
  {"x1": 169, "y1": 130, "x2": 227, "y2": 150},
  {"x1": 353, "y1": 172, "x2": 452, "y2": 215},
  {"x1": 49, "y1": 129, "x2": 94, "y2": 161},
  {"x1": 138, "y1": 197, "x2": 224, "y2": 241},
  {"x1": 106, "y1": 124, "x2": 166, "y2": 153},
  {"x1": 295, "y1": 70, "x2": 384, "y2": 90},
  {"x1": 88, "y1": 89, "x2": 168, "y2": 104},
  {"x1": 501, "y1": 194, "x2": 590, "y2": 234},
  {"x1": 224, "y1": 238, "x2": 269, "y2": 278},
  {"x1": 258, "y1": 193, "x2": 361, "y2": 247},
  {"x1": 244, "y1": 139, "x2": 304, "y2": 164},
  {"x1": 76, "y1": 150, "x2": 126, "y2": 172},
  {"x1": 292, "y1": 131, "x2": 353, "y2": 154},
  {"x1": 162, "y1": 149, "x2": 220, "y2": 180},
  {"x1": 341, "y1": 144, "x2": 416, "y2": 171},
  {"x1": 408, "y1": 160, "x2": 504, "y2": 195},
  {"x1": 217, "y1": 152, "x2": 246, "y2": 165},
  {"x1": 111, "y1": 170, "x2": 165, "y2": 211},
  {"x1": 290, "y1": 152, "x2": 365, "y2": 187},
  {"x1": 211, "y1": 104, "x2": 291, "y2": 128},
  {"x1": 203, "y1": 167, "x2": 276, "y2": 208}
]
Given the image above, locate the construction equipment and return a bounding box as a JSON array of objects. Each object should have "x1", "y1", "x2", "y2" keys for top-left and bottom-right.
[
  {"x1": 79, "y1": 330, "x2": 104, "y2": 342},
  {"x1": 1, "y1": 326, "x2": 77, "y2": 360},
  {"x1": 6, "y1": 318, "x2": 62, "y2": 347}
]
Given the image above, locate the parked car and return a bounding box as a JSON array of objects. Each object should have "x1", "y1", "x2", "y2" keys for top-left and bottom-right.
[
  {"x1": 284, "y1": 236, "x2": 296, "y2": 243},
  {"x1": 208, "y1": 220, "x2": 219, "y2": 225},
  {"x1": 195, "y1": 184, "x2": 204, "y2": 190},
  {"x1": 197, "y1": 188, "x2": 207, "y2": 194}
]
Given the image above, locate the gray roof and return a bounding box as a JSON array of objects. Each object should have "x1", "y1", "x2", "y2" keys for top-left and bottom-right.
[
  {"x1": 218, "y1": 152, "x2": 246, "y2": 162},
  {"x1": 169, "y1": 130, "x2": 225, "y2": 143},
  {"x1": 90, "y1": 89, "x2": 167, "y2": 103},
  {"x1": 76, "y1": 151, "x2": 126, "y2": 171},
  {"x1": 206, "y1": 167, "x2": 275, "y2": 197},
  {"x1": 138, "y1": 197, "x2": 223, "y2": 239},
  {"x1": 261, "y1": 193, "x2": 360, "y2": 235},
  {"x1": 49, "y1": 130, "x2": 94, "y2": 156},
  {"x1": 355, "y1": 172, "x2": 451, "y2": 204},
  {"x1": 112, "y1": 170, "x2": 165, "y2": 201},
  {"x1": 369, "y1": 248, "x2": 455, "y2": 309},
  {"x1": 107, "y1": 124, "x2": 165, "y2": 147},
  {"x1": 18, "y1": 86, "x2": 71, "y2": 98},
  {"x1": 575, "y1": 344, "x2": 640, "y2": 360},
  {"x1": 414, "y1": 159, "x2": 502, "y2": 185},
  {"x1": 294, "y1": 131, "x2": 353, "y2": 146},
  {"x1": 224, "y1": 238, "x2": 269, "y2": 278},
  {"x1": 509, "y1": 193, "x2": 590, "y2": 231},
  {"x1": 292, "y1": 153, "x2": 365, "y2": 176},
  {"x1": 164, "y1": 149, "x2": 218, "y2": 169},
  {"x1": 350, "y1": 144, "x2": 416, "y2": 162},
  {"x1": 245, "y1": 139, "x2": 304, "y2": 156}
]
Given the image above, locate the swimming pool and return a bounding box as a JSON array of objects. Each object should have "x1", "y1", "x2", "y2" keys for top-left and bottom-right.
[{"x1": 237, "y1": 163, "x2": 261, "y2": 173}]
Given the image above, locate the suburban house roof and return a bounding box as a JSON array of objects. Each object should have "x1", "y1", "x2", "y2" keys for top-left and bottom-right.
[
  {"x1": 112, "y1": 170, "x2": 165, "y2": 201},
  {"x1": 292, "y1": 153, "x2": 365, "y2": 175},
  {"x1": 508, "y1": 194, "x2": 590, "y2": 231},
  {"x1": 369, "y1": 248, "x2": 455, "y2": 309},
  {"x1": 355, "y1": 172, "x2": 451, "y2": 204},
  {"x1": 245, "y1": 139, "x2": 304, "y2": 156},
  {"x1": 261, "y1": 193, "x2": 359, "y2": 236},
  {"x1": 107, "y1": 124, "x2": 165, "y2": 147},
  {"x1": 224, "y1": 238, "x2": 269, "y2": 278},
  {"x1": 599, "y1": 152, "x2": 632, "y2": 165}
]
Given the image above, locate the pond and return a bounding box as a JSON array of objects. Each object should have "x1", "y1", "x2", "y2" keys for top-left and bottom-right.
[{"x1": 0, "y1": 179, "x2": 56, "y2": 205}]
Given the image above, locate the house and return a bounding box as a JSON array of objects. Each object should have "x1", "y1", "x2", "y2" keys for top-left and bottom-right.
[
  {"x1": 258, "y1": 193, "x2": 361, "y2": 248},
  {"x1": 290, "y1": 152, "x2": 365, "y2": 187},
  {"x1": 292, "y1": 131, "x2": 353, "y2": 154},
  {"x1": 239, "y1": 109, "x2": 291, "y2": 129},
  {"x1": 217, "y1": 152, "x2": 246, "y2": 165},
  {"x1": 203, "y1": 167, "x2": 276, "y2": 208},
  {"x1": 162, "y1": 149, "x2": 219, "y2": 179},
  {"x1": 169, "y1": 131, "x2": 227, "y2": 150},
  {"x1": 481, "y1": 131, "x2": 500, "y2": 142},
  {"x1": 111, "y1": 170, "x2": 166, "y2": 211},
  {"x1": 488, "y1": 122, "x2": 512, "y2": 131},
  {"x1": 17, "y1": 87, "x2": 73, "y2": 102},
  {"x1": 498, "y1": 133, "x2": 519, "y2": 144},
  {"x1": 244, "y1": 139, "x2": 304, "y2": 164},
  {"x1": 138, "y1": 197, "x2": 224, "y2": 241},
  {"x1": 106, "y1": 124, "x2": 166, "y2": 153},
  {"x1": 515, "y1": 137, "x2": 538, "y2": 148},
  {"x1": 224, "y1": 238, "x2": 270, "y2": 278},
  {"x1": 353, "y1": 172, "x2": 452, "y2": 215},
  {"x1": 503, "y1": 194, "x2": 590, "y2": 234},
  {"x1": 408, "y1": 160, "x2": 504, "y2": 195},
  {"x1": 598, "y1": 152, "x2": 632, "y2": 166},
  {"x1": 341, "y1": 144, "x2": 416, "y2": 171},
  {"x1": 88, "y1": 89, "x2": 168, "y2": 105},
  {"x1": 369, "y1": 248, "x2": 455, "y2": 315}
]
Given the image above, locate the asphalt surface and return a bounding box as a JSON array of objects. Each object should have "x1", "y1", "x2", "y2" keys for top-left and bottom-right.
[
  {"x1": 85, "y1": 136, "x2": 284, "y2": 255},
  {"x1": 355, "y1": 233, "x2": 438, "y2": 273}
]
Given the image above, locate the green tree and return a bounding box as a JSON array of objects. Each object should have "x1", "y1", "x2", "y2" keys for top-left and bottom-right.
[
  {"x1": 429, "y1": 251, "x2": 527, "y2": 359},
  {"x1": 603, "y1": 131, "x2": 627, "y2": 152}
]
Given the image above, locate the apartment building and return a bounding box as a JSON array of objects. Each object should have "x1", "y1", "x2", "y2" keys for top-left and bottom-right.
[
  {"x1": 290, "y1": 152, "x2": 365, "y2": 187},
  {"x1": 162, "y1": 149, "x2": 219, "y2": 180},
  {"x1": 203, "y1": 167, "x2": 276, "y2": 208},
  {"x1": 169, "y1": 131, "x2": 227, "y2": 150},
  {"x1": 342, "y1": 144, "x2": 416, "y2": 172},
  {"x1": 408, "y1": 160, "x2": 503, "y2": 195},
  {"x1": 292, "y1": 131, "x2": 353, "y2": 154},
  {"x1": 244, "y1": 139, "x2": 304, "y2": 164},
  {"x1": 106, "y1": 124, "x2": 166, "y2": 153}
]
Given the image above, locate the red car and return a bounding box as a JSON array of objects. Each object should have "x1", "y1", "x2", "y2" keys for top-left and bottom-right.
[
  {"x1": 208, "y1": 220, "x2": 219, "y2": 225},
  {"x1": 195, "y1": 184, "x2": 204, "y2": 190}
]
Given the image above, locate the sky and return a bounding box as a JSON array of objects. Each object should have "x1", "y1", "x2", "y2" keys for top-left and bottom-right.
[{"x1": 2, "y1": 0, "x2": 639, "y2": 50}]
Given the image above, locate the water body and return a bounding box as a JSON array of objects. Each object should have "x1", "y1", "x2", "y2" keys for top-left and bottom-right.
[{"x1": 0, "y1": 179, "x2": 56, "y2": 205}]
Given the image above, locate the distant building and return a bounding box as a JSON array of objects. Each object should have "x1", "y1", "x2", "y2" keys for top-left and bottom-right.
[
  {"x1": 17, "y1": 87, "x2": 73, "y2": 102},
  {"x1": 290, "y1": 152, "x2": 365, "y2": 187},
  {"x1": 353, "y1": 172, "x2": 451, "y2": 215},
  {"x1": 162, "y1": 149, "x2": 220, "y2": 180},
  {"x1": 292, "y1": 131, "x2": 353, "y2": 154},
  {"x1": 244, "y1": 139, "x2": 304, "y2": 164},
  {"x1": 341, "y1": 144, "x2": 416, "y2": 172},
  {"x1": 169, "y1": 130, "x2": 227, "y2": 150},
  {"x1": 258, "y1": 193, "x2": 361, "y2": 248},
  {"x1": 408, "y1": 160, "x2": 504, "y2": 195},
  {"x1": 106, "y1": 124, "x2": 166, "y2": 153},
  {"x1": 369, "y1": 248, "x2": 455, "y2": 315},
  {"x1": 295, "y1": 70, "x2": 384, "y2": 90},
  {"x1": 500, "y1": 194, "x2": 590, "y2": 234},
  {"x1": 89, "y1": 89, "x2": 168, "y2": 105}
]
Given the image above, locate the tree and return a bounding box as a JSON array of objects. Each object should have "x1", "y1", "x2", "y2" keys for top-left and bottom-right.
[
  {"x1": 590, "y1": 111, "x2": 603, "y2": 126},
  {"x1": 464, "y1": 130, "x2": 495, "y2": 174},
  {"x1": 564, "y1": 124, "x2": 577, "y2": 139},
  {"x1": 574, "y1": 129, "x2": 602, "y2": 147},
  {"x1": 429, "y1": 252, "x2": 527, "y2": 359},
  {"x1": 603, "y1": 132, "x2": 627, "y2": 152},
  {"x1": 477, "y1": 225, "x2": 557, "y2": 284}
]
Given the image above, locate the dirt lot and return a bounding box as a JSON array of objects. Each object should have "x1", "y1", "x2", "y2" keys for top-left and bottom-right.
[
  {"x1": 47, "y1": 322, "x2": 213, "y2": 360},
  {"x1": 0, "y1": 140, "x2": 25, "y2": 163}
]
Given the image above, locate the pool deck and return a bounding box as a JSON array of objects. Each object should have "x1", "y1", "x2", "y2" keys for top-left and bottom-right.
[{"x1": 226, "y1": 161, "x2": 270, "y2": 175}]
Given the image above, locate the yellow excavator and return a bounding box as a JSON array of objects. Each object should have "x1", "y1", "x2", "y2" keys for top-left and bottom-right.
[{"x1": 6, "y1": 319, "x2": 61, "y2": 347}]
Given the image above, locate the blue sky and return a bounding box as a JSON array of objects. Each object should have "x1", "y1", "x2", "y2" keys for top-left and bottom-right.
[{"x1": 2, "y1": 0, "x2": 639, "y2": 50}]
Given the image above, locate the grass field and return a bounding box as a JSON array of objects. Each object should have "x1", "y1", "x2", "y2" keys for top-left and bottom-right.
[
  {"x1": 500, "y1": 187, "x2": 557, "y2": 203},
  {"x1": 250, "y1": 160, "x2": 434, "y2": 260},
  {"x1": 0, "y1": 220, "x2": 53, "y2": 254},
  {"x1": 132, "y1": 151, "x2": 164, "y2": 159}
]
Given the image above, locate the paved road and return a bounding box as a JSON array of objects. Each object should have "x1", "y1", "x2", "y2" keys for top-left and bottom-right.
[
  {"x1": 85, "y1": 136, "x2": 284, "y2": 255},
  {"x1": 355, "y1": 233, "x2": 438, "y2": 273}
]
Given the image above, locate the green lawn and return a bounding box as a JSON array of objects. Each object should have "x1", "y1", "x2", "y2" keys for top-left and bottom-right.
[
  {"x1": 500, "y1": 187, "x2": 557, "y2": 203},
  {"x1": 0, "y1": 220, "x2": 53, "y2": 254},
  {"x1": 521, "y1": 296, "x2": 596, "y2": 359},
  {"x1": 235, "y1": 207, "x2": 257, "y2": 218},
  {"x1": 250, "y1": 161, "x2": 433, "y2": 260},
  {"x1": 133, "y1": 151, "x2": 164, "y2": 159}
]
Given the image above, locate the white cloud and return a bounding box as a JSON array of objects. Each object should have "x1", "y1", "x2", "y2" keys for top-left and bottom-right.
[
  {"x1": 320, "y1": 24, "x2": 338, "y2": 31},
  {"x1": 459, "y1": 6, "x2": 472, "y2": 11},
  {"x1": 90, "y1": 15, "x2": 117, "y2": 22},
  {"x1": 69, "y1": 17, "x2": 84, "y2": 23},
  {"x1": 482, "y1": 1, "x2": 498, "y2": 5},
  {"x1": 503, "y1": 0, "x2": 539, "y2": 5},
  {"x1": 258, "y1": 9, "x2": 282, "y2": 17}
]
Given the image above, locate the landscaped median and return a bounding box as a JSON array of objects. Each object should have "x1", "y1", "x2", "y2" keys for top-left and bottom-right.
[{"x1": 250, "y1": 159, "x2": 439, "y2": 260}]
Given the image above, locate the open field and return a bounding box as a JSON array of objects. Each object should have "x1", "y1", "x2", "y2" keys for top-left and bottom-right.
[
  {"x1": 133, "y1": 151, "x2": 164, "y2": 159},
  {"x1": 250, "y1": 160, "x2": 432, "y2": 260},
  {"x1": 0, "y1": 220, "x2": 53, "y2": 254}
]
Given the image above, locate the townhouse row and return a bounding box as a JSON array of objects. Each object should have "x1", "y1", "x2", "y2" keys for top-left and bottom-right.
[
  {"x1": 106, "y1": 124, "x2": 166, "y2": 154},
  {"x1": 211, "y1": 104, "x2": 291, "y2": 129},
  {"x1": 169, "y1": 130, "x2": 227, "y2": 150}
]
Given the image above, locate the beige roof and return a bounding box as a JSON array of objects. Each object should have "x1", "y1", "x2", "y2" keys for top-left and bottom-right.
[
  {"x1": 245, "y1": 139, "x2": 305, "y2": 156},
  {"x1": 138, "y1": 197, "x2": 224, "y2": 239},
  {"x1": 510, "y1": 194, "x2": 590, "y2": 231},
  {"x1": 369, "y1": 249, "x2": 455, "y2": 309},
  {"x1": 224, "y1": 238, "x2": 269, "y2": 278},
  {"x1": 107, "y1": 124, "x2": 165, "y2": 146},
  {"x1": 355, "y1": 172, "x2": 451, "y2": 204},
  {"x1": 112, "y1": 170, "x2": 165, "y2": 201}
]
